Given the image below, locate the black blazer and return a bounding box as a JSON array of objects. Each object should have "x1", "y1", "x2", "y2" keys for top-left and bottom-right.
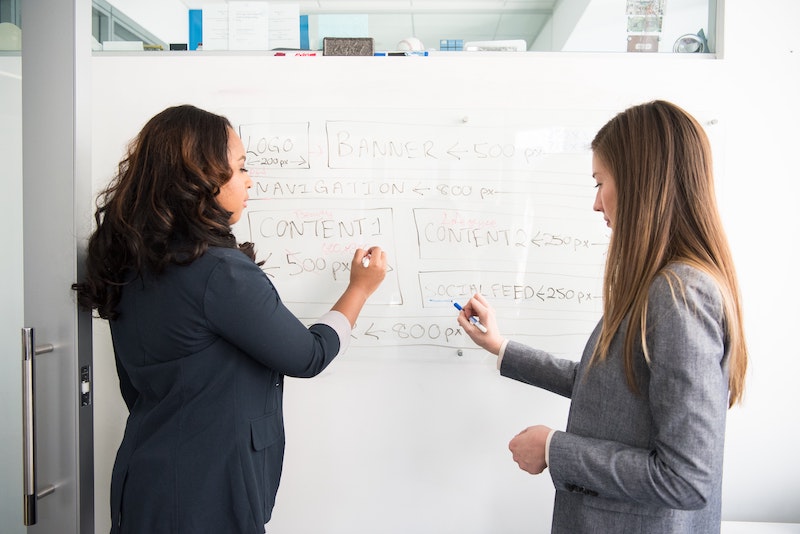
[{"x1": 108, "y1": 246, "x2": 342, "y2": 533}]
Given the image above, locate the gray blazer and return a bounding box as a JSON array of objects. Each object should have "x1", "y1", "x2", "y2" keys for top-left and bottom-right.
[{"x1": 501, "y1": 263, "x2": 730, "y2": 534}]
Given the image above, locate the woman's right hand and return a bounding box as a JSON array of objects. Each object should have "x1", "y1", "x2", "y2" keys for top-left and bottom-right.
[
  {"x1": 458, "y1": 293, "x2": 505, "y2": 355},
  {"x1": 331, "y1": 246, "x2": 387, "y2": 327},
  {"x1": 351, "y1": 246, "x2": 387, "y2": 296}
]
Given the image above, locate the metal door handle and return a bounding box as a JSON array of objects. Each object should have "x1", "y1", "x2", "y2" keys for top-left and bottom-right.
[{"x1": 22, "y1": 327, "x2": 56, "y2": 526}]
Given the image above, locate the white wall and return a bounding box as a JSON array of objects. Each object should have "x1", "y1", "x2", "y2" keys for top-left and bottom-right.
[{"x1": 714, "y1": 0, "x2": 800, "y2": 523}]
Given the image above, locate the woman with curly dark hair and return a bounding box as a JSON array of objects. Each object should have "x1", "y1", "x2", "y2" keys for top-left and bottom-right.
[{"x1": 74, "y1": 104, "x2": 386, "y2": 533}]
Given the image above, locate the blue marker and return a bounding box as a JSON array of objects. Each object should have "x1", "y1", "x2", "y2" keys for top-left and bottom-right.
[{"x1": 453, "y1": 302, "x2": 488, "y2": 333}]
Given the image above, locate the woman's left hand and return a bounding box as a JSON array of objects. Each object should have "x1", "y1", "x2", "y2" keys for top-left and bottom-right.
[{"x1": 508, "y1": 425, "x2": 552, "y2": 475}]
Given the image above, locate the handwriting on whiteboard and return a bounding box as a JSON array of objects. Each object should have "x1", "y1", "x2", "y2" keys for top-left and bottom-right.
[{"x1": 233, "y1": 117, "x2": 607, "y2": 356}]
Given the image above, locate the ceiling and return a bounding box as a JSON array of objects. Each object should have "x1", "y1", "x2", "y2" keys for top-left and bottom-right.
[{"x1": 182, "y1": 0, "x2": 558, "y2": 51}]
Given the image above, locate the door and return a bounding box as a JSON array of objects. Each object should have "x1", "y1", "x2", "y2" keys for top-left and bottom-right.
[
  {"x1": 0, "y1": 55, "x2": 24, "y2": 534},
  {"x1": 19, "y1": 1, "x2": 93, "y2": 532}
]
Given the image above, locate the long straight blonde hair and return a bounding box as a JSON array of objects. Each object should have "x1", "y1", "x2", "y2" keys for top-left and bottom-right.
[{"x1": 590, "y1": 100, "x2": 747, "y2": 407}]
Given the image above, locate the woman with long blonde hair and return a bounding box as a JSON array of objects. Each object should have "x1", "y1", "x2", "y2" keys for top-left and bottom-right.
[{"x1": 458, "y1": 100, "x2": 747, "y2": 533}]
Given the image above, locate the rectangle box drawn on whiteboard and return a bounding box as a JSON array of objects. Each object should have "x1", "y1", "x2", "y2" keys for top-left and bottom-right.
[{"x1": 323, "y1": 37, "x2": 374, "y2": 56}]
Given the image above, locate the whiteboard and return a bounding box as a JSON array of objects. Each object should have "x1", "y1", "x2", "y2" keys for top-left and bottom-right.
[
  {"x1": 89, "y1": 53, "x2": 800, "y2": 533},
  {"x1": 220, "y1": 105, "x2": 608, "y2": 362}
]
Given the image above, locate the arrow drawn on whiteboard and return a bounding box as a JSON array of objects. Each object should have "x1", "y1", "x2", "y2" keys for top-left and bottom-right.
[
  {"x1": 446, "y1": 142, "x2": 469, "y2": 159},
  {"x1": 290, "y1": 155, "x2": 307, "y2": 167},
  {"x1": 412, "y1": 184, "x2": 431, "y2": 196},
  {"x1": 363, "y1": 323, "x2": 385, "y2": 340},
  {"x1": 259, "y1": 252, "x2": 281, "y2": 279}
]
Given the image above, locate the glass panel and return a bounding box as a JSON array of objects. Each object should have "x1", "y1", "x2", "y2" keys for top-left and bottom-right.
[
  {"x1": 92, "y1": 10, "x2": 109, "y2": 44},
  {"x1": 113, "y1": 21, "x2": 143, "y2": 42},
  {"x1": 90, "y1": 0, "x2": 719, "y2": 55},
  {"x1": 0, "y1": 0, "x2": 21, "y2": 25},
  {"x1": 0, "y1": 0, "x2": 22, "y2": 52}
]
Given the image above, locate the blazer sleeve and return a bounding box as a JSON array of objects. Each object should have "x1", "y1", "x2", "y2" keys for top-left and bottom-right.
[
  {"x1": 500, "y1": 340, "x2": 580, "y2": 399},
  {"x1": 202, "y1": 250, "x2": 345, "y2": 378},
  {"x1": 547, "y1": 268, "x2": 729, "y2": 510}
]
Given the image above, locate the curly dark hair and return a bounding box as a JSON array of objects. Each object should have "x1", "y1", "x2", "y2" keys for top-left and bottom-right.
[{"x1": 73, "y1": 104, "x2": 257, "y2": 319}]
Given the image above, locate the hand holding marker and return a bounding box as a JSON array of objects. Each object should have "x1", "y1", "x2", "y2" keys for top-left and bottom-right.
[{"x1": 453, "y1": 302, "x2": 488, "y2": 333}]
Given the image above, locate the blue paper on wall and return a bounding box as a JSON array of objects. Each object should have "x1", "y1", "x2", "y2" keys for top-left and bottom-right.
[{"x1": 188, "y1": 9, "x2": 202, "y2": 50}]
